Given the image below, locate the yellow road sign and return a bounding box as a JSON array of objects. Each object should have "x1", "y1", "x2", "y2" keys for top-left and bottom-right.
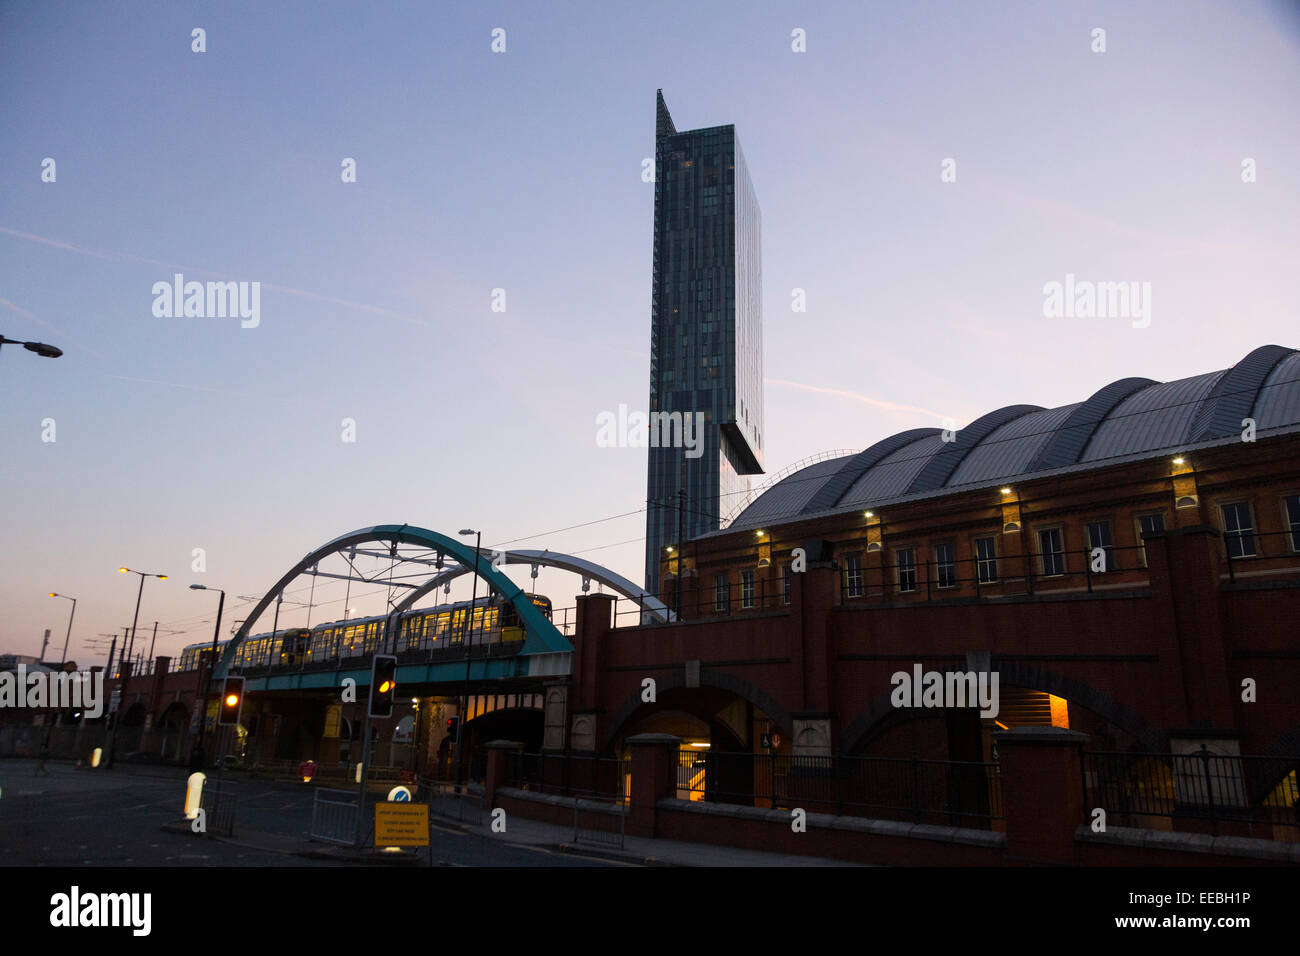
[{"x1": 375, "y1": 802, "x2": 429, "y2": 847}]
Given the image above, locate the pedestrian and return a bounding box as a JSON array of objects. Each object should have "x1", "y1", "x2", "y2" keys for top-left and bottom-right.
[{"x1": 36, "y1": 736, "x2": 51, "y2": 776}]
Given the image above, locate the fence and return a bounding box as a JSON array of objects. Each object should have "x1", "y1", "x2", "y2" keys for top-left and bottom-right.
[
  {"x1": 678, "y1": 751, "x2": 1003, "y2": 828},
  {"x1": 573, "y1": 799, "x2": 626, "y2": 850},
  {"x1": 1083, "y1": 749, "x2": 1300, "y2": 838},
  {"x1": 1222, "y1": 528, "x2": 1300, "y2": 582},
  {"x1": 424, "y1": 779, "x2": 483, "y2": 825},
  {"x1": 505, "y1": 752, "x2": 628, "y2": 802},
  {"x1": 199, "y1": 785, "x2": 238, "y2": 837},
  {"x1": 309, "y1": 787, "x2": 360, "y2": 845}
]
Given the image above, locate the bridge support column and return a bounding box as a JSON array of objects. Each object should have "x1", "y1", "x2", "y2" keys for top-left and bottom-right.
[
  {"x1": 570, "y1": 593, "x2": 615, "y2": 749},
  {"x1": 627, "y1": 733, "x2": 679, "y2": 838},
  {"x1": 995, "y1": 726, "x2": 1089, "y2": 864}
]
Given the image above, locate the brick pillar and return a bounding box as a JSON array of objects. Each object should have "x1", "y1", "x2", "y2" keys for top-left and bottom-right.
[
  {"x1": 627, "y1": 733, "x2": 679, "y2": 838},
  {"x1": 572, "y1": 594, "x2": 614, "y2": 713},
  {"x1": 483, "y1": 739, "x2": 522, "y2": 809},
  {"x1": 571, "y1": 593, "x2": 615, "y2": 748},
  {"x1": 796, "y1": 561, "x2": 837, "y2": 713},
  {"x1": 1144, "y1": 525, "x2": 1233, "y2": 728},
  {"x1": 995, "y1": 727, "x2": 1089, "y2": 864}
]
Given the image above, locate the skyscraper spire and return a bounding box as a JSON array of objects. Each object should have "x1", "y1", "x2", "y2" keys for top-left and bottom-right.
[{"x1": 656, "y1": 89, "x2": 676, "y2": 138}]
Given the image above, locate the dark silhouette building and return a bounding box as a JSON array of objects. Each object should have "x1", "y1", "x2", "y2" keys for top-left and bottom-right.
[{"x1": 645, "y1": 90, "x2": 764, "y2": 598}]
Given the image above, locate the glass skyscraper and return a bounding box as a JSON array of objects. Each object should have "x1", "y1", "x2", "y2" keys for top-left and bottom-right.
[{"x1": 645, "y1": 90, "x2": 764, "y2": 598}]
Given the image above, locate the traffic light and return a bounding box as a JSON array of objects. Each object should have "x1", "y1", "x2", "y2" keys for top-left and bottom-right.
[
  {"x1": 369, "y1": 655, "x2": 397, "y2": 718},
  {"x1": 218, "y1": 676, "x2": 244, "y2": 726},
  {"x1": 445, "y1": 715, "x2": 461, "y2": 743}
]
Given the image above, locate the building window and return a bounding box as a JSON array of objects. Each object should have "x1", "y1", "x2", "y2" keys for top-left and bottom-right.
[
  {"x1": 896, "y1": 548, "x2": 917, "y2": 593},
  {"x1": 1284, "y1": 495, "x2": 1300, "y2": 553},
  {"x1": 1038, "y1": 527, "x2": 1065, "y2": 576},
  {"x1": 714, "y1": 573, "x2": 730, "y2": 613},
  {"x1": 1135, "y1": 512, "x2": 1165, "y2": 567},
  {"x1": 975, "y1": 537, "x2": 998, "y2": 583},
  {"x1": 782, "y1": 563, "x2": 792, "y2": 605},
  {"x1": 844, "y1": 554, "x2": 863, "y2": 598},
  {"x1": 934, "y1": 542, "x2": 957, "y2": 588},
  {"x1": 1085, "y1": 520, "x2": 1115, "y2": 572},
  {"x1": 1221, "y1": 501, "x2": 1256, "y2": 558},
  {"x1": 741, "y1": 569, "x2": 755, "y2": 608}
]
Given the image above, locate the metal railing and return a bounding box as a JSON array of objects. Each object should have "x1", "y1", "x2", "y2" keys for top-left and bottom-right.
[
  {"x1": 505, "y1": 752, "x2": 629, "y2": 803},
  {"x1": 309, "y1": 787, "x2": 360, "y2": 845},
  {"x1": 199, "y1": 785, "x2": 237, "y2": 837},
  {"x1": 423, "y1": 779, "x2": 483, "y2": 825},
  {"x1": 573, "y1": 799, "x2": 626, "y2": 850},
  {"x1": 677, "y1": 750, "x2": 1003, "y2": 828},
  {"x1": 1222, "y1": 528, "x2": 1300, "y2": 582},
  {"x1": 838, "y1": 542, "x2": 1152, "y2": 604},
  {"x1": 1082, "y1": 748, "x2": 1300, "y2": 838}
]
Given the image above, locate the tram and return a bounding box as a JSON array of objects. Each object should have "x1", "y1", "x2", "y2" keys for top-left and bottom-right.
[{"x1": 176, "y1": 593, "x2": 552, "y2": 672}]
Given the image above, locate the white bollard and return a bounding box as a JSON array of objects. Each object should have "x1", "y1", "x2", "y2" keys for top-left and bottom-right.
[{"x1": 185, "y1": 772, "x2": 206, "y2": 820}]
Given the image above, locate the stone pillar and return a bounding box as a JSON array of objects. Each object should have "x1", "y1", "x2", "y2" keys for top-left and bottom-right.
[
  {"x1": 483, "y1": 739, "x2": 522, "y2": 809},
  {"x1": 543, "y1": 682, "x2": 569, "y2": 752},
  {"x1": 995, "y1": 726, "x2": 1089, "y2": 864},
  {"x1": 627, "y1": 733, "x2": 680, "y2": 838}
]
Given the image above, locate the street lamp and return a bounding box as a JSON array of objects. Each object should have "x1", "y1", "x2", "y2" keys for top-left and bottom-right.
[
  {"x1": 109, "y1": 567, "x2": 167, "y2": 767},
  {"x1": 457, "y1": 528, "x2": 481, "y2": 787},
  {"x1": 188, "y1": 584, "x2": 225, "y2": 770},
  {"x1": 48, "y1": 592, "x2": 77, "y2": 665},
  {"x1": 0, "y1": 334, "x2": 62, "y2": 359}
]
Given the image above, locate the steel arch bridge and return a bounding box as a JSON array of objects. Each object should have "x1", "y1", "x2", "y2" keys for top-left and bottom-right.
[
  {"x1": 215, "y1": 525, "x2": 669, "y2": 688},
  {"x1": 389, "y1": 549, "x2": 673, "y2": 622}
]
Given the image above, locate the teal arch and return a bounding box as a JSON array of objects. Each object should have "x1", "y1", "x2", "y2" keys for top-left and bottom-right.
[{"x1": 214, "y1": 524, "x2": 571, "y2": 678}]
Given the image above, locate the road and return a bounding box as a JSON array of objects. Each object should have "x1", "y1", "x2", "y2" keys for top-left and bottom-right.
[{"x1": 0, "y1": 760, "x2": 628, "y2": 867}]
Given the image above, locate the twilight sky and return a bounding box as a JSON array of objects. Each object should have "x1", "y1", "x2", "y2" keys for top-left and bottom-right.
[{"x1": 2, "y1": 0, "x2": 1297, "y2": 664}]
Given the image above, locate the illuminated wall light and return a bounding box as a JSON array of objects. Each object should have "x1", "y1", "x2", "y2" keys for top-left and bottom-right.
[
  {"x1": 1172, "y1": 457, "x2": 1185, "y2": 466},
  {"x1": 1000, "y1": 488, "x2": 1012, "y2": 496},
  {"x1": 863, "y1": 511, "x2": 874, "y2": 518}
]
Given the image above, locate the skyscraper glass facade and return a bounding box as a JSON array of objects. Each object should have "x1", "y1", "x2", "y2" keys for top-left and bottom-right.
[{"x1": 645, "y1": 90, "x2": 764, "y2": 597}]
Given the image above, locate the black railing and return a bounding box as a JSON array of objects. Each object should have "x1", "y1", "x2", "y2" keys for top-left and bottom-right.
[
  {"x1": 505, "y1": 751, "x2": 628, "y2": 803},
  {"x1": 677, "y1": 750, "x2": 1002, "y2": 828},
  {"x1": 1082, "y1": 747, "x2": 1300, "y2": 837},
  {"x1": 1222, "y1": 528, "x2": 1300, "y2": 582},
  {"x1": 838, "y1": 542, "x2": 1151, "y2": 604}
]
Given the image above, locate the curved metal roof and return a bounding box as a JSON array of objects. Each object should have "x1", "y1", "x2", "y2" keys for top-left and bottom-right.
[{"x1": 722, "y1": 345, "x2": 1300, "y2": 533}]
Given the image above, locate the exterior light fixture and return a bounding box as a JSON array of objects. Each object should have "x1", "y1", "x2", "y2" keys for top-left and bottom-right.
[
  {"x1": 1000, "y1": 488, "x2": 1012, "y2": 495},
  {"x1": 1172, "y1": 457, "x2": 1185, "y2": 466}
]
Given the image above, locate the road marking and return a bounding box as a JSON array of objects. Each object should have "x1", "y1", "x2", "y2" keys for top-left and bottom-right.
[{"x1": 428, "y1": 821, "x2": 470, "y2": 837}]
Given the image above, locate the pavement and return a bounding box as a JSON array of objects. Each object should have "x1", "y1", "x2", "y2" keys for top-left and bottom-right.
[{"x1": 2, "y1": 760, "x2": 866, "y2": 867}]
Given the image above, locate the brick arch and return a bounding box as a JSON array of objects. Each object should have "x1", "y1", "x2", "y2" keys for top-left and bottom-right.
[
  {"x1": 839, "y1": 661, "x2": 1168, "y2": 756},
  {"x1": 601, "y1": 667, "x2": 793, "y2": 751}
]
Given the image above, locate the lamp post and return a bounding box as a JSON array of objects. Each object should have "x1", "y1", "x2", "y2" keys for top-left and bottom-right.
[
  {"x1": 109, "y1": 568, "x2": 167, "y2": 767},
  {"x1": 457, "y1": 528, "x2": 481, "y2": 787},
  {"x1": 49, "y1": 593, "x2": 76, "y2": 665},
  {"x1": 0, "y1": 334, "x2": 62, "y2": 359},
  {"x1": 188, "y1": 584, "x2": 225, "y2": 770}
]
